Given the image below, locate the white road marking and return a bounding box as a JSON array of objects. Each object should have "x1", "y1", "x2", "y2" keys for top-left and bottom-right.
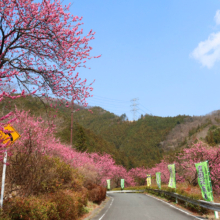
[
  {"x1": 99, "y1": 196, "x2": 114, "y2": 220},
  {"x1": 145, "y1": 193, "x2": 203, "y2": 220}
]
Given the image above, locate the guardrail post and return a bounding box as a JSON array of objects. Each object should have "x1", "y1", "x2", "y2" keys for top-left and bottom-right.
[
  {"x1": 214, "y1": 211, "x2": 219, "y2": 219},
  {"x1": 175, "y1": 189, "x2": 178, "y2": 204}
]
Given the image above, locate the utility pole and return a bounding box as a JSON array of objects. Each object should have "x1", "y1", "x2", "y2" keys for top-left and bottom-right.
[
  {"x1": 70, "y1": 90, "x2": 77, "y2": 146},
  {"x1": 70, "y1": 97, "x2": 74, "y2": 146},
  {"x1": 70, "y1": 87, "x2": 83, "y2": 146},
  {"x1": 131, "y1": 98, "x2": 139, "y2": 121}
]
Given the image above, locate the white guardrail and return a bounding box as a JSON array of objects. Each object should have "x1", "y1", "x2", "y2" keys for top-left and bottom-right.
[{"x1": 107, "y1": 189, "x2": 220, "y2": 212}]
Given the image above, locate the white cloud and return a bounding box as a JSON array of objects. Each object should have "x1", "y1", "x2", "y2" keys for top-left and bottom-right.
[
  {"x1": 191, "y1": 10, "x2": 220, "y2": 68},
  {"x1": 191, "y1": 32, "x2": 220, "y2": 68},
  {"x1": 215, "y1": 10, "x2": 220, "y2": 25}
]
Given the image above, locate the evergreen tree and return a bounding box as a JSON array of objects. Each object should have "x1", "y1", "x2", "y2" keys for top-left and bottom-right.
[{"x1": 75, "y1": 124, "x2": 87, "y2": 152}]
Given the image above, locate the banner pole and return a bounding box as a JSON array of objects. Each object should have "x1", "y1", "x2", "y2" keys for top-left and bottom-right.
[
  {"x1": 207, "y1": 160, "x2": 219, "y2": 219},
  {"x1": 214, "y1": 210, "x2": 219, "y2": 219},
  {"x1": 0, "y1": 150, "x2": 7, "y2": 209},
  {"x1": 175, "y1": 188, "x2": 178, "y2": 204},
  {"x1": 175, "y1": 164, "x2": 177, "y2": 204},
  {"x1": 195, "y1": 160, "x2": 219, "y2": 219}
]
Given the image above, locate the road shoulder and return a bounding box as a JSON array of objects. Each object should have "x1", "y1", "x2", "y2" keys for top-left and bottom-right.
[
  {"x1": 144, "y1": 192, "x2": 211, "y2": 220},
  {"x1": 82, "y1": 196, "x2": 111, "y2": 220}
]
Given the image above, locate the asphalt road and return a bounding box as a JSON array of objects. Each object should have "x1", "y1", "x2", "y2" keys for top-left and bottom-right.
[{"x1": 91, "y1": 193, "x2": 203, "y2": 220}]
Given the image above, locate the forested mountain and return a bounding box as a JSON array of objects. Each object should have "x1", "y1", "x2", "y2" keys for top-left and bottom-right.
[
  {"x1": 3, "y1": 95, "x2": 220, "y2": 169},
  {"x1": 72, "y1": 107, "x2": 187, "y2": 167}
]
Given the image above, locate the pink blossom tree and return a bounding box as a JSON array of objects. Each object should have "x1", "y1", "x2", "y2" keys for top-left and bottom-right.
[
  {"x1": 174, "y1": 141, "x2": 220, "y2": 193},
  {"x1": 0, "y1": 0, "x2": 99, "y2": 157},
  {"x1": 146, "y1": 160, "x2": 170, "y2": 184},
  {"x1": 128, "y1": 167, "x2": 148, "y2": 185},
  {"x1": 145, "y1": 141, "x2": 220, "y2": 193},
  {"x1": 110, "y1": 165, "x2": 135, "y2": 187},
  {"x1": 0, "y1": 0, "x2": 97, "y2": 101}
]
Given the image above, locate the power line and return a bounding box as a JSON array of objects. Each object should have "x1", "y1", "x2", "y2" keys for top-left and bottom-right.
[
  {"x1": 87, "y1": 95, "x2": 152, "y2": 120},
  {"x1": 138, "y1": 108, "x2": 146, "y2": 115},
  {"x1": 140, "y1": 104, "x2": 153, "y2": 115},
  {"x1": 91, "y1": 95, "x2": 130, "y2": 103},
  {"x1": 88, "y1": 99, "x2": 128, "y2": 106}
]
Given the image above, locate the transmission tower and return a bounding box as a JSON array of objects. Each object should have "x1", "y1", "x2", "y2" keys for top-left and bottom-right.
[{"x1": 131, "y1": 98, "x2": 139, "y2": 121}]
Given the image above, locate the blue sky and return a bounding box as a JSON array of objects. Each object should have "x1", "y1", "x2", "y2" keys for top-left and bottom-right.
[{"x1": 64, "y1": 0, "x2": 220, "y2": 120}]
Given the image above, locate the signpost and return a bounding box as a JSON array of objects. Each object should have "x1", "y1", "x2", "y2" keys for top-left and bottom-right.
[
  {"x1": 168, "y1": 164, "x2": 176, "y2": 188},
  {"x1": 168, "y1": 164, "x2": 177, "y2": 203},
  {"x1": 121, "y1": 179, "x2": 124, "y2": 190},
  {"x1": 0, "y1": 124, "x2": 20, "y2": 209},
  {"x1": 195, "y1": 161, "x2": 219, "y2": 219},
  {"x1": 147, "y1": 174, "x2": 151, "y2": 187},
  {"x1": 106, "y1": 179, "x2": 111, "y2": 190},
  {"x1": 156, "y1": 172, "x2": 161, "y2": 189}
]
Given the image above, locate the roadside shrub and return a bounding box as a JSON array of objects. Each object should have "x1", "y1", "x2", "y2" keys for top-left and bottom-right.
[
  {"x1": 2, "y1": 196, "x2": 59, "y2": 220},
  {"x1": 39, "y1": 156, "x2": 74, "y2": 193},
  {"x1": 50, "y1": 190, "x2": 88, "y2": 220},
  {"x1": 85, "y1": 183, "x2": 106, "y2": 204},
  {"x1": 77, "y1": 164, "x2": 99, "y2": 186},
  {"x1": 1, "y1": 189, "x2": 89, "y2": 220},
  {"x1": 5, "y1": 155, "x2": 78, "y2": 197}
]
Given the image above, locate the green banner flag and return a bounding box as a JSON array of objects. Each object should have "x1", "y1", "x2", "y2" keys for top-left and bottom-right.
[
  {"x1": 121, "y1": 179, "x2": 124, "y2": 189},
  {"x1": 106, "y1": 179, "x2": 110, "y2": 190},
  {"x1": 195, "y1": 161, "x2": 214, "y2": 202},
  {"x1": 168, "y1": 164, "x2": 176, "y2": 188},
  {"x1": 147, "y1": 174, "x2": 151, "y2": 187},
  {"x1": 156, "y1": 172, "x2": 161, "y2": 189}
]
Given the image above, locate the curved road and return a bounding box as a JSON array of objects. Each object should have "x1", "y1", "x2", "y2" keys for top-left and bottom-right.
[{"x1": 91, "y1": 193, "x2": 203, "y2": 220}]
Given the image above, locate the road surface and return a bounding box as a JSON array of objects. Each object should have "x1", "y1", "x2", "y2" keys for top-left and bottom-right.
[{"x1": 91, "y1": 193, "x2": 203, "y2": 220}]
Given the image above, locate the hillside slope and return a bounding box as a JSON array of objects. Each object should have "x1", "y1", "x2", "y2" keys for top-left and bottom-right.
[
  {"x1": 0, "y1": 96, "x2": 133, "y2": 168},
  {"x1": 73, "y1": 107, "x2": 187, "y2": 167},
  {"x1": 3, "y1": 95, "x2": 220, "y2": 169},
  {"x1": 161, "y1": 110, "x2": 220, "y2": 151}
]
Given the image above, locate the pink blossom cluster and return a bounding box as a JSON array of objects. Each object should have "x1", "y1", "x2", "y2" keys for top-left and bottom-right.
[
  {"x1": 128, "y1": 167, "x2": 148, "y2": 185},
  {"x1": 6, "y1": 109, "x2": 220, "y2": 192},
  {"x1": 8, "y1": 109, "x2": 135, "y2": 187},
  {"x1": 143, "y1": 142, "x2": 220, "y2": 193},
  {"x1": 175, "y1": 142, "x2": 220, "y2": 193}
]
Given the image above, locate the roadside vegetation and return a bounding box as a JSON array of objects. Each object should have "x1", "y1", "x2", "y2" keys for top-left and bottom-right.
[{"x1": 0, "y1": 109, "x2": 107, "y2": 219}]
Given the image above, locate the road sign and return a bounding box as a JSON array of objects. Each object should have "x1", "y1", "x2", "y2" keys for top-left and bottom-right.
[
  {"x1": 0, "y1": 124, "x2": 20, "y2": 145},
  {"x1": 0, "y1": 124, "x2": 20, "y2": 209}
]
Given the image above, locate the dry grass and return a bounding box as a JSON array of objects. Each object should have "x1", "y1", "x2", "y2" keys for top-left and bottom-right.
[{"x1": 79, "y1": 201, "x2": 99, "y2": 220}]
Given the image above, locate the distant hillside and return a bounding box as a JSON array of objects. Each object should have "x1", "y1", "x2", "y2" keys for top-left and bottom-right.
[
  {"x1": 73, "y1": 107, "x2": 187, "y2": 167},
  {"x1": 160, "y1": 110, "x2": 220, "y2": 151},
  {"x1": 3, "y1": 95, "x2": 220, "y2": 169}
]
